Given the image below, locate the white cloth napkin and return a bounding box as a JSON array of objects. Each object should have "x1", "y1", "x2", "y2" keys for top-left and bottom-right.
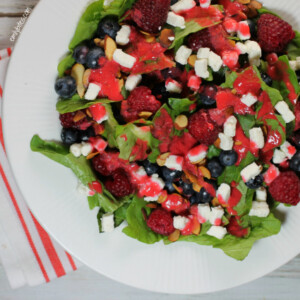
[{"x1": 0, "y1": 48, "x2": 81, "y2": 289}]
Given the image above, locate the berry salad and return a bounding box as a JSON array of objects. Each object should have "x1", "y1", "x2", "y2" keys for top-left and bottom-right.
[{"x1": 31, "y1": 0, "x2": 300, "y2": 260}]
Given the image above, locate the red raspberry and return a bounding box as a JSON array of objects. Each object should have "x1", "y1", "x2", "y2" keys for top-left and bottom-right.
[
  {"x1": 105, "y1": 169, "x2": 133, "y2": 198},
  {"x1": 59, "y1": 112, "x2": 90, "y2": 129},
  {"x1": 146, "y1": 208, "x2": 175, "y2": 236},
  {"x1": 269, "y1": 171, "x2": 300, "y2": 206},
  {"x1": 92, "y1": 152, "x2": 123, "y2": 176},
  {"x1": 121, "y1": 86, "x2": 161, "y2": 122},
  {"x1": 188, "y1": 28, "x2": 214, "y2": 51},
  {"x1": 188, "y1": 109, "x2": 221, "y2": 145},
  {"x1": 257, "y1": 14, "x2": 295, "y2": 53},
  {"x1": 132, "y1": 0, "x2": 170, "y2": 33}
]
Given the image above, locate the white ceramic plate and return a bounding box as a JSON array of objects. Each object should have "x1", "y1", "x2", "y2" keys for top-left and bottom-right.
[{"x1": 3, "y1": 0, "x2": 300, "y2": 294}]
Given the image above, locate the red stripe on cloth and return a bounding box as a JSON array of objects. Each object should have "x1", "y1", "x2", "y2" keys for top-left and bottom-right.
[
  {"x1": 0, "y1": 85, "x2": 3, "y2": 98},
  {"x1": 0, "y1": 163, "x2": 50, "y2": 282},
  {"x1": 30, "y1": 212, "x2": 66, "y2": 278},
  {"x1": 7, "y1": 48, "x2": 12, "y2": 57},
  {"x1": 0, "y1": 118, "x2": 5, "y2": 151},
  {"x1": 65, "y1": 252, "x2": 77, "y2": 271}
]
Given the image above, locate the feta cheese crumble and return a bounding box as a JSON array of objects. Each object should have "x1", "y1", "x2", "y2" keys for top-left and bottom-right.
[
  {"x1": 167, "y1": 12, "x2": 185, "y2": 29},
  {"x1": 218, "y1": 133, "x2": 233, "y2": 151},
  {"x1": 125, "y1": 74, "x2": 142, "y2": 92},
  {"x1": 175, "y1": 45, "x2": 193, "y2": 65},
  {"x1": 217, "y1": 183, "x2": 231, "y2": 204},
  {"x1": 224, "y1": 116, "x2": 237, "y2": 137},
  {"x1": 101, "y1": 213, "x2": 115, "y2": 233},
  {"x1": 113, "y1": 49, "x2": 136, "y2": 69},
  {"x1": 249, "y1": 201, "x2": 270, "y2": 218},
  {"x1": 206, "y1": 226, "x2": 227, "y2": 239},
  {"x1": 241, "y1": 162, "x2": 261, "y2": 183},
  {"x1": 275, "y1": 101, "x2": 295, "y2": 123},
  {"x1": 249, "y1": 127, "x2": 265, "y2": 149},
  {"x1": 173, "y1": 216, "x2": 189, "y2": 230},
  {"x1": 171, "y1": 0, "x2": 196, "y2": 13},
  {"x1": 85, "y1": 83, "x2": 101, "y2": 100},
  {"x1": 116, "y1": 25, "x2": 131, "y2": 46}
]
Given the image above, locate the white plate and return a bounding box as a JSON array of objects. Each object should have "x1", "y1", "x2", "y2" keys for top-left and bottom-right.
[{"x1": 3, "y1": 0, "x2": 300, "y2": 294}]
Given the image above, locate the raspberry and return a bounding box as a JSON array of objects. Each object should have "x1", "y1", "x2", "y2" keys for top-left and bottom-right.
[
  {"x1": 146, "y1": 208, "x2": 175, "y2": 236},
  {"x1": 257, "y1": 14, "x2": 295, "y2": 53},
  {"x1": 188, "y1": 109, "x2": 221, "y2": 145},
  {"x1": 59, "y1": 112, "x2": 90, "y2": 130},
  {"x1": 92, "y1": 152, "x2": 123, "y2": 176},
  {"x1": 269, "y1": 171, "x2": 300, "y2": 206},
  {"x1": 121, "y1": 86, "x2": 161, "y2": 121},
  {"x1": 105, "y1": 169, "x2": 133, "y2": 198},
  {"x1": 188, "y1": 28, "x2": 214, "y2": 51},
  {"x1": 132, "y1": 0, "x2": 170, "y2": 33}
]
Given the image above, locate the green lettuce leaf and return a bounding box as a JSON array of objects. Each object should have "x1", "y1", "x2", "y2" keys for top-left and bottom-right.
[
  {"x1": 220, "y1": 71, "x2": 238, "y2": 88},
  {"x1": 57, "y1": 54, "x2": 76, "y2": 77},
  {"x1": 115, "y1": 123, "x2": 160, "y2": 161},
  {"x1": 257, "y1": 7, "x2": 279, "y2": 17},
  {"x1": 236, "y1": 114, "x2": 256, "y2": 138},
  {"x1": 207, "y1": 145, "x2": 221, "y2": 159},
  {"x1": 234, "y1": 181, "x2": 254, "y2": 216},
  {"x1": 30, "y1": 135, "x2": 124, "y2": 212},
  {"x1": 168, "y1": 97, "x2": 194, "y2": 116},
  {"x1": 165, "y1": 213, "x2": 280, "y2": 261},
  {"x1": 122, "y1": 196, "x2": 164, "y2": 244},
  {"x1": 287, "y1": 31, "x2": 300, "y2": 60},
  {"x1": 56, "y1": 95, "x2": 115, "y2": 114}
]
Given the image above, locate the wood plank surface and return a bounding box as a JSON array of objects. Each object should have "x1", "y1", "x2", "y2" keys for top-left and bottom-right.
[{"x1": 1, "y1": 0, "x2": 300, "y2": 299}]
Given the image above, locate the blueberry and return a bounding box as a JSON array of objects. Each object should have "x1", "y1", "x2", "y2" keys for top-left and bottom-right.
[
  {"x1": 198, "y1": 188, "x2": 213, "y2": 203},
  {"x1": 261, "y1": 73, "x2": 273, "y2": 86},
  {"x1": 161, "y1": 166, "x2": 182, "y2": 182},
  {"x1": 238, "y1": 53, "x2": 249, "y2": 68},
  {"x1": 178, "y1": 179, "x2": 194, "y2": 197},
  {"x1": 290, "y1": 151, "x2": 300, "y2": 172},
  {"x1": 61, "y1": 128, "x2": 80, "y2": 145},
  {"x1": 73, "y1": 45, "x2": 89, "y2": 64},
  {"x1": 246, "y1": 19, "x2": 256, "y2": 38},
  {"x1": 190, "y1": 188, "x2": 212, "y2": 204},
  {"x1": 165, "y1": 181, "x2": 177, "y2": 194},
  {"x1": 142, "y1": 160, "x2": 159, "y2": 176},
  {"x1": 80, "y1": 126, "x2": 95, "y2": 142},
  {"x1": 245, "y1": 174, "x2": 264, "y2": 189},
  {"x1": 199, "y1": 85, "x2": 217, "y2": 107},
  {"x1": 219, "y1": 150, "x2": 238, "y2": 166},
  {"x1": 291, "y1": 130, "x2": 300, "y2": 149},
  {"x1": 86, "y1": 47, "x2": 105, "y2": 69},
  {"x1": 152, "y1": 82, "x2": 170, "y2": 102},
  {"x1": 97, "y1": 16, "x2": 120, "y2": 39},
  {"x1": 55, "y1": 76, "x2": 77, "y2": 98},
  {"x1": 207, "y1": 158, "x2": 224, "y2": 178}
]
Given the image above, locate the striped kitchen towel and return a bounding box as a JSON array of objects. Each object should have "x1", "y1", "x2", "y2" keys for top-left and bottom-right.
[{"x1": 0, "y1": 48, "x2": 81, "y2": 289}]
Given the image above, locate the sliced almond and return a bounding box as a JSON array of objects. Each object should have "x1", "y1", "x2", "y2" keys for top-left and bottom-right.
[
  {"x1": 71, "y1": 63, "x2": 85, "y2": 98},
  {"x1": 231, "y1": 88, "x2": 237, "y2": 95},
  {"x1": 138, "y1": 111, "x2": 153, "y2": 119},
  {"x1": 249, "y1": 0, "x2": 262, "y2": 9},
  {"x1": 156, "y1": 152, "x2": 170, "y2": 166},
  {"x1": 174, "y1": 115, "x2": 188, "y2": 130},
  {"x1": 168, "y1": 229, "x2": 180, "y2": 242},
  {"x1": 86, "y1": 108, "x2": 92, "y2": 118},
  {"x1": 118, "y1": 78, "x2": 124, "y2": 90},
  {"x1": 198, "y1": 166, "x2": 211, "y2": 179},
  {"x1": 192, "y1": 182, "x2": 202, "y2": 193},
  {"x1": 83, "y1": 69, "x2": 91, "y2": 88},
  {"x1": 173, "y1": 184, "x2": 183, "y2": 194},
  {"x1": 192, "y1": 223, "x2": 201, "y2": 235},
  {"x1": 86, "y1": 151, "x2": 100, "y2": 160},
  {"x1": 157, "y1": 192, "x2": 168, "y2": 204},
  {"x1": 262, "y1": 125, "x2": 268, "y2": 136},
  {"x1": 145, "y1": 35, "x2": 156, "y2": 43},
  {"x1": 94, "y1": 38, "x2": 105, "y2": 48},
  {"x1": 197, "y1": 158, "x2": 207, "y2": 166},
  {"x1": 146, "y1": 203, "x2": 158, "y2": 209},
  {"x1": 235, "y1": 140, "x2": 242, "y2": 146},
  {"x1": 211, "y1": 197, "x2": 220, "y2": 207},
  {"x1": 188, "y1": 55, "x2": 197, "y2": 67},
  {"x1": 159, "y1": 28, "x2": 175, "y2": 48},
  {"x1": 104, "y1": 36, "x2": 117, "y2": 61},
  {"x1": 238, "y1": 0, "x2": 250, "y2": 4},
  {"x1": 245, "y1": 6, "x2": 258, "y2": 18},
  {"x1": 214, "y1": 138, "x2": 221, "y2": 149},
  {"x1": 184, "y1": 170, "x2": 198, "y2": 184},
  {"x1": 73, "y1": 111, "x2": 86, "y2": 122}
]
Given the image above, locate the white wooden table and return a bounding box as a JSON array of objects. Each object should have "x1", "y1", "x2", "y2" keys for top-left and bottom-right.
[{"x1": 1, "y1": 1, "x2": 300, "y2": 299}]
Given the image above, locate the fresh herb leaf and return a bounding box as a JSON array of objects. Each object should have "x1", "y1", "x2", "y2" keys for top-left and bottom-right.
[
  {"x1": 235, "y1": 181, "x2": 255, "y2": 216},
  {"x1": 207, "y1": 145, "x2": 221, "y2": 159},
  {"x1": 57, "y1": 54, "x2": 76, "y2": 77},
  {"x1": 287, "y1": 31, "x2": 300, "y2": 60},
  {"x1": 218, "y1": 152, "x2": 257, "y2": 185},
  {"x1": 257, "y1": 7, "x2": 279, "y2": 17},
  {"x1": 236, "y1": 114, "x2": 256, "y2": 138},
  {"x1": 221, "y1": 71, "x2": 238, "y2": 88},
  {"x1": 168, "y1": 97, "x2": 194, "y2": 116}
]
